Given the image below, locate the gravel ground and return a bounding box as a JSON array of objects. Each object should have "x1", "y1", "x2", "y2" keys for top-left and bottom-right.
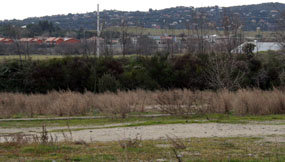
[{"x1": 1, "y1": 123, "x2": 284, "y2": 142}]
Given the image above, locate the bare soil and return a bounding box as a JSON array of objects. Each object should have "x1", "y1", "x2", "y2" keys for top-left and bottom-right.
[{"x1": 1, "y1": 122, "x2": 284, "y2": 142}]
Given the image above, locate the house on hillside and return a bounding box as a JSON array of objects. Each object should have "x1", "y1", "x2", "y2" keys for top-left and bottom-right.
[
  {"x1": 19, "y1": 38, "x2": 33, "y2": 43},
  {"x1": 54, "y1": 38, "x2": 64, "y2": 45},
  {"x1": 19, "y1": 38, "x2": 43, "y2": 44},
  {"x1": 148, "y1": 35, "x2": 177, "y2": 51},
  {"x1": 33, "y1": 38, "x2": 44, "y2": 44},
  {"x1": 232, "y1": 41, "x2": 283, "y2": 54},
  {"x1": 45, "y1": 37, "x2": 64, "y2": 45},
  {"x1": 86, "y1": 37, "x2": 105, "y2": 47},
  {"x1": 87, "y1": 36, "x2": 104, "y2": 42},
  {"x1": 64, "y1": 38, "x2": 80, "y2": 44},
  {"x1": 148, "y1": 36, "x2": 162, "y2": 45},
  {"x1": 0, "y1": 38, "x2": 14, "y2": 44},
  {"x1": 45, "y1": 37, "x2": 56, "y2": 45}
]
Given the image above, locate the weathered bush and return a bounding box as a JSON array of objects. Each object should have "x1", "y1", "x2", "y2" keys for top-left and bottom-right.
[{"x1": 155, "y1": 89, "x2": 209, "y2": 117}]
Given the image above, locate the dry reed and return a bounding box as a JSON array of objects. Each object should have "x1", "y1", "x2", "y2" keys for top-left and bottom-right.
[{"x1": 0, "y1": 89, "x2": 284, "y2": 118}]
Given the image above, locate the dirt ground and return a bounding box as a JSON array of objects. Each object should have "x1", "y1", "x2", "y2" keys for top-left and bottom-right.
[{"x1": 1, "y1": 122, "x2": 284, "y2": 142}]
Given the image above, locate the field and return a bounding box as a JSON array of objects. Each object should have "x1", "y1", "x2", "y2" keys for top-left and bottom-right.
[
  {"x1": 0, "y1": 55, "x2": 284, "y2": 161},
  {"x1": 0, "y1": 89, "x2": 284, "y2": 161},
  {"x1": 0, "y1": 114, "x2": 284, "y2": 161},
  {"x1": 0, "y1": 136, "x2": 284, "y2": 161},
  {"x1": 0, "y1": 54, "x2": 144, "y2": 61},
  {"x1": 0, "y1": 55, "x2": 65, "y2": 61},
  {"x1": 102, "y1": 26, "x2": 274, "y2": 37}
]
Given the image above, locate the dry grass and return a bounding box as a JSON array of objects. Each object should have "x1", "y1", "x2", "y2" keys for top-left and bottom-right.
[
  {"x1": 155, "y1": 90, "x2": 209, "y2": 117},
  {"x1": 118, "y1": 133, "x2": 142, "y2": 149},
  {"x1": 0, "y1": 124, "x2": 59, "y2": 145},
  {"x1": 0, "y1": 89, "x2": 284, "y2": 118},
  {"x1": 0, "y1": 91, "x2": 92, "y2": 118},
  {"x1": 210, "y1": 89, "x2": 285, "y2": 115}
]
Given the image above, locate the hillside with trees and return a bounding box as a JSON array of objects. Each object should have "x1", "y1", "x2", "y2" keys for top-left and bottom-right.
[{"x1": 0, "y1": 3, "x2": 285, "y2": 31}]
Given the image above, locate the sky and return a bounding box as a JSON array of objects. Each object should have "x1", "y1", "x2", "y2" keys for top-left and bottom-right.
[{"x1": 0, "y1": 0, "x2": 284, "y2": 20}]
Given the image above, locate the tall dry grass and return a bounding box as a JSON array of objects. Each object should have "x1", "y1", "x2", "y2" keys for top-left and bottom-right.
[{"x1": 0, "y1": 89, "x2": 284, "y2": 118}]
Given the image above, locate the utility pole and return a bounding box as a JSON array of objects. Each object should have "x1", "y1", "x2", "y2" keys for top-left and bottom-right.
[{"x1": 97, "y1": 4, "x2": 100, "y2": 57}]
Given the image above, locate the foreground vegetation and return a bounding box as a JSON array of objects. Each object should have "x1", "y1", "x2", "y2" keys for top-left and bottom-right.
[{"x1": 0, "y1": 136, "x2": 284, "y2": 161}]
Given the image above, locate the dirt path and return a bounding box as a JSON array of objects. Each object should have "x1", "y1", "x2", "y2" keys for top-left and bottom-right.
[
  {"x1": 1, "y1": 123, "x2": 284, "y2": 142},
  {"x1": 0, "y1": 114, "x2": 170, "y2": 122}
]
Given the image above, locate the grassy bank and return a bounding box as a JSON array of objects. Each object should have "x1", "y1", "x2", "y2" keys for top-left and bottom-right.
[
  {"x1": 0, "y1": 136, "x2": 283, "y2": 161},
  {"x1": 0, "y1": 55, "x2": 66, "y2": 61},
  {"x1": 0, "y1": 114, "x2": 284, "y2": 129}
]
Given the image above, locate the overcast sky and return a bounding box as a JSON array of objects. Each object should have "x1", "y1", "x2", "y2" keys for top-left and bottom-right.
[{"x1": 0, "y1": 0, "x2": 283, "y2": 20}]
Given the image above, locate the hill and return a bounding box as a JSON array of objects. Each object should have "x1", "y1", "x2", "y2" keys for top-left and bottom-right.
[{"x1": 0, "y1": 2, "x2": 285, "y2": 31}]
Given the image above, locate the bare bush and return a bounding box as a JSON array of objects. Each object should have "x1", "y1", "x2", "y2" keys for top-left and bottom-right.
[
  {"x1": 166, "y1": 135, "x2": 186, "y2": 150},
  {"x1": 208, "y1": 90, "x2": 236, "y2": 114},
  {"x1": 0, "y1": 133, "x2": 31, "y2": 146},
  {"x1": 0, "y1": 125, "x2": 58, "y2": 145},
  {"x1": 234, "y1": 89, "x2": 285, "y2": 115},
  {"x1": 166, "y1": 135, "x2": 186, "y2": 162},
  {"x1": 0, "y1": 91, "x2": 92, "y2": 118},
  {"x1": 118, "y1": 134, "x2": 142, "y2": 149},
  {"x1": 207, "y1": 89, "x2": 285, "y2": 115},
  {"x1": 93, "y1": 91, "x2": 137, "y2": 118},
  {"x1": 46, "y1": 91, "x2": 91, "y2": 116},
  {"x1": 155, "y1": 89, "x2": 209, "y2": 117}
]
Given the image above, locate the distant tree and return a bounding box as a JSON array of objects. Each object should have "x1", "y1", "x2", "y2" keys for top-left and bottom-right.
[
  {"x1": 102, "y1": 31, "x2": 114, "y2": 56},
  {"x1": 38, "y1": 21, "x2": 56, "y2": 33},
  {"x1": 220, "y1": 9, "x2": 244, "y2": 54},
  {"x1": 76, "y1": 27, "x2": 85, "y2": 39},
  {"x1": 186, "y1": 10, "x2": 211, "y2": 54},
  {"x1": 137, "y1": 36, "x2": 157, "y2": 55},
  {"x1": 119, "y1": 18, "x2": 132, "y2": 56},
  {"x1": 0, "y1": 24, "x2": 21, "y2": 38},
  {"x1": 242, "y1": 43, "x2": 256, "y2": 55},
  {"x1": 275, "y1": 10, "x2": 285, "y2": 49},
  {"x1": 0, "y1": 44, "x2": 5, "y2": 55},
  {"x1": 26, "y1": 21, "x2": 61, "y2": 37},
  {"x1": 205, "y1": 53, "x2": 246, "y2": 90}
]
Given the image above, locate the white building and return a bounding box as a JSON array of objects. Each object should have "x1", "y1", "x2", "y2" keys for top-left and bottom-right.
[{"x1": 232, "y1": 41, "x2": 283, "y2": 54}]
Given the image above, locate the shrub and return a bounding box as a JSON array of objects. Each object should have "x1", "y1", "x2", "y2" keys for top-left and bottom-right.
[
  {"x1": 0, "y1": 54, "x2": 284, "y2": 93},
  {"x1": 98, "y1": 74, "x2": 121, "y2": 93}
]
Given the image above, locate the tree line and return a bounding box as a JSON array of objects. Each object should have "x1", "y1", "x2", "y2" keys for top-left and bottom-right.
[{"x1": 0, "y1": 52, "x2": 284, "y2": 94}]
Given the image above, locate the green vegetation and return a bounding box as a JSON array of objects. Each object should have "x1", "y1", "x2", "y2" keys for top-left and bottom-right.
[
  {"x1": 1, "y1": 3, "x2": 283, "y2": 32},
  {"x1": 104, "y1": 26, "x2": 273, "y2": 37},
  {"x1": 0, "y1": 55, "x2": 66, "y2": 61},
  {"x1": 0, "y1": 52, "x2": 284, "y2": 93},
  {"x1": 0, "y1": 21, "x2": 64, "y2": 38},
  {"x1": 0, "y1": 137, "x2": 283, "y2": 161},
  {"x1": 0, "y1": 114, "x2": 284, "y2": 129}
]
